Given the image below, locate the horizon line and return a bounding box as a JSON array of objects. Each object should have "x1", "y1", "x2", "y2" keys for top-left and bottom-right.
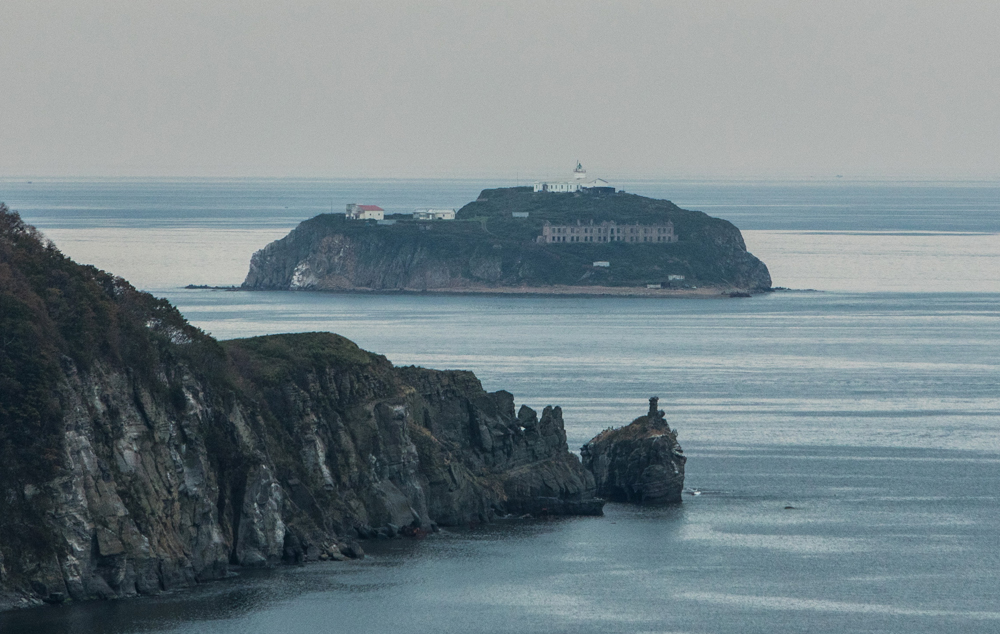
[{"x1": 3, "y1": 173, "x2": 1000, "y2": 184}]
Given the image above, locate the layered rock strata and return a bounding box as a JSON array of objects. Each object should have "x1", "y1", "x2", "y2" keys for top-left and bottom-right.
[
  {"x1": 0, "y1": 205, "x2": 602, "y2": 610},
  {"x1": 581, "y1": 397, "x2": 686, "y2": 504}
]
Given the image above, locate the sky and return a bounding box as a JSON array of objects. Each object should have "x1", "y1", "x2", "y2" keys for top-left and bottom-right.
[{"x1": 1, "y1": 1, "x2": 999, "y2": 180}]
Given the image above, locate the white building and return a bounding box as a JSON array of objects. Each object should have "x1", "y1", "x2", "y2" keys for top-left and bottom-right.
[
  {"x1": 533, "y1": 163, "x2": 616, "y2": 194},
  {"x1": 413, "y1": 208, "x2": 456, "y2": 220},
  {"x1": 535, "y1": 181, "x2": 581, "y2": 193},
  {"x1": 346, "y1": 204, "x2": 384, "y2": 220}
]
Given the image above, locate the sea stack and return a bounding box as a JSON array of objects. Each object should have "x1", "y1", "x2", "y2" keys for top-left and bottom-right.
[{"x1": 581, "y1": 397, "x2": 686, "y2": 504}]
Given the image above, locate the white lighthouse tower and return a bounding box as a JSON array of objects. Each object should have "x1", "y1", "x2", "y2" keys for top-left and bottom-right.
[{"x1": 573, "y1": 161, "x2": 587, "y2": 180}]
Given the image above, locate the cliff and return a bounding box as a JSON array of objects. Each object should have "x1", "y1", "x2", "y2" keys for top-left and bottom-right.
[
  {"x1": 0, "y1": 204, "x2": 601, "y2": 610},
  {"x1": 581, "y1": 397, "x2": 686, "y2": 504},
  {"x1": 242, "y1": 187, "x2": 771, "y2": 293}
]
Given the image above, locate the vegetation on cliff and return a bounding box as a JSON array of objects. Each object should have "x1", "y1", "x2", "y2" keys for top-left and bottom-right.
[{"x1": 242, "y1": 187, "x2": 772, "y2": 292}]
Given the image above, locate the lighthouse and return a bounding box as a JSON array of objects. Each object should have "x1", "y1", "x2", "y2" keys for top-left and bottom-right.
[{"x1": 533, "y1": 162, "x2": 614, "y2": 194}]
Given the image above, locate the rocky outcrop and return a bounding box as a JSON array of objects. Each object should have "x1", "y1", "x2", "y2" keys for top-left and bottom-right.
[
  {"x1": 0, "y1": 204, "x2": 602, "y2": 611},
  {"x1": 242, "y1": 187, "x2": 772, "y2": 293},
  {"x1": 397, "y1": 367, "x2": 603, "y2": 519},
  {"x1": 581, "y1": 397, "x2": 686, "y2": 504}
]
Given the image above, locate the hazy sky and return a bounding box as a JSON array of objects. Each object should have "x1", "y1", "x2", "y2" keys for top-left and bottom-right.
[{"x1": 2, "y1": 1, "x2": 999, "y2": 179}]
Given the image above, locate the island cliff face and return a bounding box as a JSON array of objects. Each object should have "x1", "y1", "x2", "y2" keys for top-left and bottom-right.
[
  {"x1": 243, "y1": 187, "x2": 771, "y2": 293},
  {"x1": 581, "y1": 398, "x2": 686, "y2": 504},
  {"x1": 0, "y1": 205, "x2": 601, "y2": 610}
]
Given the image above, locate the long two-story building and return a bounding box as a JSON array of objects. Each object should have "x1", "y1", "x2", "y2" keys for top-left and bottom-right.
[{"x1": 538, "y1": 220, "x2": 678, "y2": 244}]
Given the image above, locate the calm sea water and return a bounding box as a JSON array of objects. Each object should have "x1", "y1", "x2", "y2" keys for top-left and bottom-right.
[{"x1": 1, "y1": 178, "x2": 999, "y2": 633}]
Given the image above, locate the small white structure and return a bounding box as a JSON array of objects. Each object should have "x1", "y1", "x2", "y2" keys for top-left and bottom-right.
[
  {"x1": 346, "y1": 204, "x2": 384, "y2": 220},
  {"x1": 533, "y1": 163, "x2": 616, "y2": 194},
  {"x1": 512, "y1": 212, "x2": 529, "y2": 218},
  {"x1": 593, "y1": 261, "x2": 610, "y2": 268},
  {"x1": 413, "y1": 208, "x2": 456, "y2": 220},
  {"x1": 668, "y1": 274, "x2": 685, "y2": 281}
]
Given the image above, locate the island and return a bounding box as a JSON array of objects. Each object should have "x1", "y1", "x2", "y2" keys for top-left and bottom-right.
[
  {"x1": 242, "y1": 185, "x2": 772, "y2": 296},
  {"x1": 0, "y1": 203, "x2": 684, "y2": 611}
]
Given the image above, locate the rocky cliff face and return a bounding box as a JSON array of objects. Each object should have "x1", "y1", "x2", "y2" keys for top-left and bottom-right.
[
  {"x1": 243, "y1": 227, "x2": 475, "y2": 291},
  {"x1": 242, "y1": 188, "x2": 772, "y2": 293},
  {"x1": 581, "y1": 397, "x2": 686, "y2": 504},
  {"x1": 0, "y1": 205, "x2": 602, "y2": 610}
]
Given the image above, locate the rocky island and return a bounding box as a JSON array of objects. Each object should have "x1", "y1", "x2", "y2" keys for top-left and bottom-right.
[
  {"x1": 582, "y1": 397, "x2": 686, "y2": 504},
  {"x1": 242, "y1": 185, "x2": 771, "y2": 295},
  {"x1": 0, "y1": 204, "x2": 685, "y2": 611}
]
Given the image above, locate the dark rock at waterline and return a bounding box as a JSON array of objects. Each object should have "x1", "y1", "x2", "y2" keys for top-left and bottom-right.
[
  {"x1": 338, "y1": 542, "x2": 365, "y2": 559},
  {"x1": 581, "y1": 397, "x2": 686, "y2": 504}
]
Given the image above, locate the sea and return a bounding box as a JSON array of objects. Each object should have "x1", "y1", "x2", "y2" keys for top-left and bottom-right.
[{"x1": 0, "y1": 178, "x2": 998, "y2": 633}]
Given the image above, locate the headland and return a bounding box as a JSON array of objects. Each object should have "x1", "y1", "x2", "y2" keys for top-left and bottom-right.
[{"x1": 1, "y1": 203, "x2": 684, "y2": 613}]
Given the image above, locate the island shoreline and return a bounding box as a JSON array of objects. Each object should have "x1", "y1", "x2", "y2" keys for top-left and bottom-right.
[{"x1": 187, "y1": 284, "x2": 770, "y2": 299}]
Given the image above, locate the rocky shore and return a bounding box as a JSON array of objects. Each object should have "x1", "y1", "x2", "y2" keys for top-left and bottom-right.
[
  {"x1": 242, "y1": 284, "x2": 750, "y2": 299},
  {"x1": 0, "y1": 204, "x2": 686, "y2": 613},
  {"x1": 0, "y1": 205, "x2": 603, "y2": 610}
]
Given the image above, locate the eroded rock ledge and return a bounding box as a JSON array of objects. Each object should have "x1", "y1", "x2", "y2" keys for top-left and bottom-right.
[{"x1": 581, "y1": 397, "x2": 686, "y2": 504}]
